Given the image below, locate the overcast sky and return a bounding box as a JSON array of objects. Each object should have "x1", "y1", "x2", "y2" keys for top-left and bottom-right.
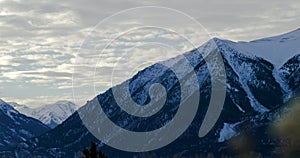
[{"x1": 1, "y1": 0, "x2": 300, "y2": 107}]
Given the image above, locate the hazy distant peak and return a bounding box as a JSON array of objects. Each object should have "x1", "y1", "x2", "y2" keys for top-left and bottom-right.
[{"x1": 9, "y1": 100, "x2": 79, "y2": 128}]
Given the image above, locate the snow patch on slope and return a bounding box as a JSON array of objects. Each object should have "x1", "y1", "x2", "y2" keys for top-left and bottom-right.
[
  {"x1": 218, "y1": 122, "x2": 239, "y2": 142},
  {"x1": 272, "y1": 68, "x2": 292, "y2": 102}
]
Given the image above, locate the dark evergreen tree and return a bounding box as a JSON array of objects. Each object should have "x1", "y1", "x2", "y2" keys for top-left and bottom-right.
[
  {"x1": 98, "y1": 150, "x2": 107, "y2": 158},
  {"x1": 90, "y1": 142, "x2": 97, "y2": 158},
  {"x1": 82, "y1": 147, "x2": 90, "y2": 158},
  {"x1": 82, "y1": 141, "x2": 108, "y2": 158}
]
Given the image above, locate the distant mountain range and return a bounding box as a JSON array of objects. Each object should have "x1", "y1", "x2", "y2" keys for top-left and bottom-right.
[
  {"x1": 9, "y1": 101, "x2": 79, "y2": 128},
  {"x1": 1, "y1": 28, "x2": 300, "y2": 157}
]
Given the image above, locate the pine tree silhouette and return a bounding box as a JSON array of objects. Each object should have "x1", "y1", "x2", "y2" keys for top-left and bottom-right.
[
  {"x1": 90, "y1": 142, "x2": 97, "y2": 158},
  {"x1": 82, "y1": 147, "x2": 90, "y2": 158},
  {"x1": 82, "y1": 141, "x2": 108, "y2": 158}
]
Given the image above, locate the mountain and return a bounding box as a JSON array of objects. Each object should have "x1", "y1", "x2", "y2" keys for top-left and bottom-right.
[
  {"x1": 9, "y1": 101, "x2": 80, "y2": 128},
  {"x1": 0, "y1": 99, "x2": 50, "y2": 156},
  {"x1": 13, "y1": 29, "x2": 300, "y2": 157}
]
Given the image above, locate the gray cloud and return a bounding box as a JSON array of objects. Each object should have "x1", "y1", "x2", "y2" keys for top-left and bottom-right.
[{"x1": 0, "y1": 0, "x2": 300, "y2": 107}]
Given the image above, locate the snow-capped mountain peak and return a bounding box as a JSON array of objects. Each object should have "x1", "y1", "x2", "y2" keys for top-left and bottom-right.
[
  {"x1": 9, "y1": 101, "x2": 80, "y2": 128},
  {"x1": 31, "y1": 101, "x2": 80, "y2": 128},
  {"x1": 221, "y1": 28, "x2": 300, "y2": 67}
]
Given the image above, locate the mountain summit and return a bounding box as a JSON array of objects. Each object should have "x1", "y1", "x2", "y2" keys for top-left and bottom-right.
[{"x1": 228, "y1": 28, "x2": 300, "y2": 67}]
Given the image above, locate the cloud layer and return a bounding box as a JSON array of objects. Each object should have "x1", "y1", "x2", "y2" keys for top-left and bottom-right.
[{"x1": 0, "y1": 0, "x2": 300, "y2": 107}]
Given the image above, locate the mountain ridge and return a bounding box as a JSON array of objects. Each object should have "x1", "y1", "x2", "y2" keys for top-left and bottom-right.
[
  {"x1": 213, "y1": 28, "x2": 300, "y2": 67},
  {"x1": 6, "y1": 28, "x2": 300, "y2": 157}
]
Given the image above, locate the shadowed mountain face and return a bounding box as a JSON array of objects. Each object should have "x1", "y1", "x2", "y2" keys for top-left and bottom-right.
[
  {"x1": 0, "y1": 99, "x2": 50, "y2": 156},
  {"x1": 10, "y1": 29, "x2": 300, "y2": 157},
  {"x1": 280, "y1": 54, "x2": 300, "y2": 92}
]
